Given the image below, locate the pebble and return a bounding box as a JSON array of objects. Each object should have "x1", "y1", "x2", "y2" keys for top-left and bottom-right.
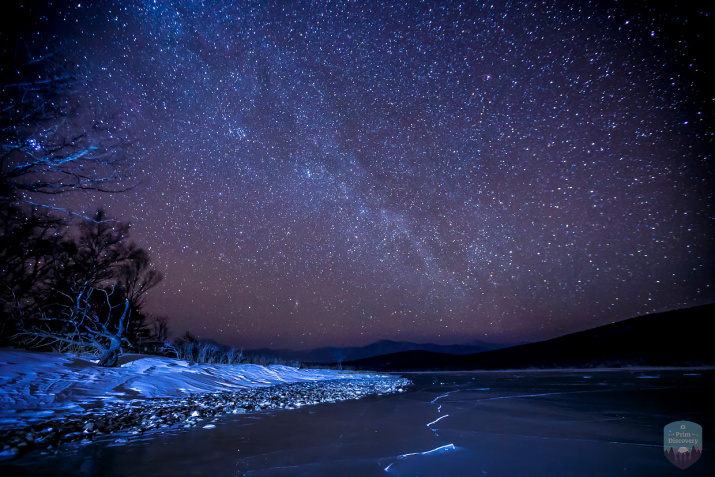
[{"x1": 0, "y1": 376, "x2": 411, "y2": 461}]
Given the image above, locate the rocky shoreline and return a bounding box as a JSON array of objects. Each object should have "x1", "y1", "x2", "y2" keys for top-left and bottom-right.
[{"x1": 0, "y1": 376, "x2": 411, "y2": 461}]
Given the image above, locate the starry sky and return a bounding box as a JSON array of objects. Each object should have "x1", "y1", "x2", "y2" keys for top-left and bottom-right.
[{"x1": 7, "y1": 0, "x2": 714, "y2": 349}]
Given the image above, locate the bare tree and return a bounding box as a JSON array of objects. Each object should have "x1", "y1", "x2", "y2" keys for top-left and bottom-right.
[
  {"x1": 197, "y1": 342, "x2": 222, "y2": 364},
  {"x1": 17, "y1": 284, "x2": 132, "y2": 367},
  {"x1": 0, "y1": 41, "x2": 156, "y2": 365},
  {"x1": 1, "y1": 47, "x2": 136, "y2": 343},
  {"x1": 117, "y1": 246, "x2": 163, "y2": 312},
  {"x1": 0, "y1": 204, "x2": 71, "y2": 339},
  {"x1": 333, "y1": 349, "x2": 346, "y2": 370},
  {"x1": 225, "y1": 347, "x2": 244, "y2": 365},
  {"x1": 149, "y1": 315, "x2": 170, "y2": 344},
  {"x1": 165, "y1": 331, "x2": 199, "y2": 363},
  {"x1": 1, "y1": 49, "x2": 128, "y2": 204},
  {"x1": 4, "y1": 209, "x2": 161, "y2": 365}
]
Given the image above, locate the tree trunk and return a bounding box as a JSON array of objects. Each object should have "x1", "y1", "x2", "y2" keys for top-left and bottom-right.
[
  {"x1": 97, "y1": 347, "x2": 119, "y2": 367},
  {"x1": 96, "y1": 331, "x2": 123, "y2": 367},
  {"x1": 96, "y1": 300, "x2": 130, "y2": 367}
]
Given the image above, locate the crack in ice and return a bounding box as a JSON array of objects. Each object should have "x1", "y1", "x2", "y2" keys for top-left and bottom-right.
[
  {"x1": 426, "y1": 414, "x2": 449, "y2": 428},
  {"x1": 430, "y1": 390, "x2": 456, "y2": 404},
  {"x1": 426, "y1": 389, "x2": 458, "y2": 437},
  {"x1": 384, "y1": 444, "x2": 458, "y2": 472},
  {"x1": 473, "y1": 386, "x2": 677, "y2": 402}
]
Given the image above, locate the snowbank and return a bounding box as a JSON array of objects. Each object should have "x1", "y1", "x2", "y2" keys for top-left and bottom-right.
[{"x1": 0, "y1": 348, "x2": 383, "y2": 430}]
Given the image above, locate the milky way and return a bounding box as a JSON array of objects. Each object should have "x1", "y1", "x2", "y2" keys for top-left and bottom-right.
[{"x1": 12, "y1": 1, "x2": 714, "y2": 349}]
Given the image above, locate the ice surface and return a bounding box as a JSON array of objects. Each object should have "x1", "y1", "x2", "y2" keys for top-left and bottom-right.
[{"x1": 2, "y1": 367, "x2": 713, "y2": 476}]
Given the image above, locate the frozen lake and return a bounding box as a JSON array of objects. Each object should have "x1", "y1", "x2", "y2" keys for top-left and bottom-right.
[{"x1": 3, "y1": 369, "x2": 713, "y2": 476}]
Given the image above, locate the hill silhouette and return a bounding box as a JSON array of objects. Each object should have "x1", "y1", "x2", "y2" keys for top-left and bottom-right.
[
  {"x1": 343, "y1": 304, "x2": 715, "y2": 371},
  {"x1": 243, "y1": 338, "x2": 510, "y2": 364}
]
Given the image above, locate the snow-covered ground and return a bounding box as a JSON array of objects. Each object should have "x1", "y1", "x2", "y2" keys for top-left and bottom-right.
[{"x1": 0, "y1": 348, "x2": 389, "y2": 430}]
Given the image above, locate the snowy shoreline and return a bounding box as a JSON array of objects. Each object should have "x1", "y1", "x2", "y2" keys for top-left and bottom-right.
[{"x1": 0, "y1": 349, "x2": 410, "y2": 460}]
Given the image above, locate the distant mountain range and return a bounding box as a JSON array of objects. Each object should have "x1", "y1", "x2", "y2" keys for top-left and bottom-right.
[
  {"x1": 243, "y1": 339, "x2": 513, "y2": 364},
  {"x1": 342, "y1": 304, "x2": 715, "y2": 371}
]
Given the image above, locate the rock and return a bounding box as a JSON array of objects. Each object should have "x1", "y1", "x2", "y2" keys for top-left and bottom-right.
[
  {"x1": 0, "y1": 376, "x2": 412, "y2": 459},
  {"x1": 0, "y1": 447, "x2": 19, "y2": 460},
  {"x1": 62, "y1": 432, "x2": 82, "y2": 441}
]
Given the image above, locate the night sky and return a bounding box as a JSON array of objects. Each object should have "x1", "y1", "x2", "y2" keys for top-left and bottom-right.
[{"x1": 8, "y1": 1, "x2": 714, "y2": 349}]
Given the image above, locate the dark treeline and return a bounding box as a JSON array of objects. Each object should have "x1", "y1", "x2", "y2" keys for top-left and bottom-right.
[
  {"x1": 0, "y1": 40, "x2": 166, "y2": 366},
  {"x1": 0, "y1": 206, "x2": 164, "y2": 366},
  {"x1": 0, "y1": 42, "x2": 296, "y2": 369}
]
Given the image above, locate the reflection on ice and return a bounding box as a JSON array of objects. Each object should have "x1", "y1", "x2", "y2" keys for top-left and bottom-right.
[{"x1": 382, "y1": 443, "x2": 460, "y2": 473}]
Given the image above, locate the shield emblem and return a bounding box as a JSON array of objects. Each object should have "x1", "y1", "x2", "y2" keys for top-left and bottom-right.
[{"x1": 664, "y1": 421, "x2": 702, "y2": 469}]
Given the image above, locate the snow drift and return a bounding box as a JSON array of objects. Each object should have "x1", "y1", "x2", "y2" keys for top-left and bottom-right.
[{"x1": 0, "y1": 348, "x2": 386, "y2": 430}]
